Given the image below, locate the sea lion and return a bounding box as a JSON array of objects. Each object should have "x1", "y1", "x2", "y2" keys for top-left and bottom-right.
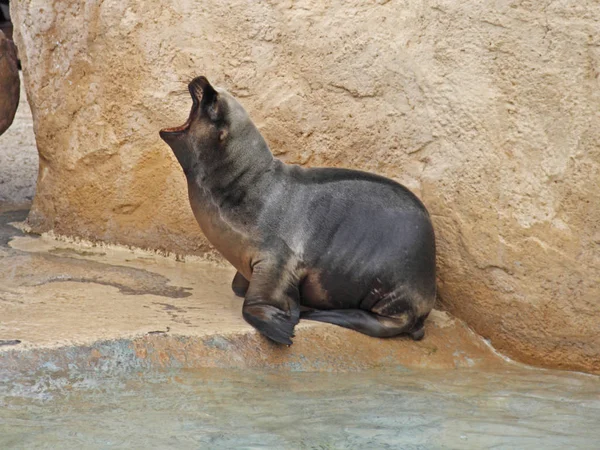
[
  {"x1": 160, "y1": 76, "x2": 436, "y2": 345},
  {"x1": 0, "y1": 30, "x2": 19, "y2": 136}
]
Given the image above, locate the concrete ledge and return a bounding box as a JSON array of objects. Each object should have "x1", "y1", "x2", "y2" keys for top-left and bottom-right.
[
  {"x1": 1, "y1": 310, "x2": 507, "y2": 374},
  {"x1": 0, "y1": 211, "x2": 508, "y2": 374}
]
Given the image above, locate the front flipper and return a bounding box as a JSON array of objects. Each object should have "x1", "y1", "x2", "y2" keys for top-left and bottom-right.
[
  {"x1": 231, "y1": 271, "x2": 249, "y2": 297},
  {"x1": 243, "y1": 304, "x2": 298, "y2": 345},
  {"x1": 242, "y1": 253, "x2": 301, "y2": 345}
]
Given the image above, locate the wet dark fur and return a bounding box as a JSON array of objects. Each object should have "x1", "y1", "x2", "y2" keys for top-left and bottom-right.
[
  {"x1": 160, "y1": 76, "x2": 436, "y2": 345},
  {"x1": 0, "y1": 31, "x2": 19, "y2": 136}
]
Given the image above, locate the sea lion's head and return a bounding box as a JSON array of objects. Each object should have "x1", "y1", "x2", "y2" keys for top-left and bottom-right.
[{"x1": 160, "y1": 76, "x2": 262, "y2": 176}]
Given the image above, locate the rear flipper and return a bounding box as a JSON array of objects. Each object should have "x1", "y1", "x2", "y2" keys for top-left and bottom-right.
[{"x1": 300, "y1": 309, "x2": 424, "y2": 340}]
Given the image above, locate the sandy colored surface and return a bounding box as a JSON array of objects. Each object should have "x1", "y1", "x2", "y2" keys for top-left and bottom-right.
[
  {"x1": 0, "y1": 210, "x2": 507, "y2": 372},
  {"x1": 8, "y1": 1, "x2": 600, "y2": 373}
]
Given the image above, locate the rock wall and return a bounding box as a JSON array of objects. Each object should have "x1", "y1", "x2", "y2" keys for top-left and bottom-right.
[{"x1": 11, "y1": 0, "x2": 600, "y2": 373}]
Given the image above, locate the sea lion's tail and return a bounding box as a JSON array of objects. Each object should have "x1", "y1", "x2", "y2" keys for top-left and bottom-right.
[{"x1": 407, "y1": 313, "x2": 428, "y2": 341}]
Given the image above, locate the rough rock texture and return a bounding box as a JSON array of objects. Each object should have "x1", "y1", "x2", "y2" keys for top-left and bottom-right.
[
  {"x1": 0, "y1": 29, "x2": 19, "y2": 136},
  {"x1": 10, "y1": 1, "x2": 600, "y2": 373}
]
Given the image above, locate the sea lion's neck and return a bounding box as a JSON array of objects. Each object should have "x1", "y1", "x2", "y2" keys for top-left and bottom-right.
[
  {"x1": 185, "y1": 130, "x2": 274, "y2": 272},
  {"x1": 188, "y1": 129, "x2": 275, "y2": 211}
]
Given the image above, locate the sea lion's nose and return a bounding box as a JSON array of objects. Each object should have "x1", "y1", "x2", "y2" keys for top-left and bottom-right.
[
  {"x1": 188, "y1": 76, "x2": 211, "y2": 100},
  {"x1": 188, "y1": 80, "x2": 202, "y2": 100}
]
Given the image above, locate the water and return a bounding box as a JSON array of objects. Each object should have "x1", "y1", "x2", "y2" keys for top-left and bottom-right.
[{"x1": 1, "y1": 365, "x2": 598, "y2": 449}]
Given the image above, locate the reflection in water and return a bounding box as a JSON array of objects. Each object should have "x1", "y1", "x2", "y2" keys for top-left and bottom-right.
[{"x1": 1, "y1": 366, "x2": 598, "y2": 449}]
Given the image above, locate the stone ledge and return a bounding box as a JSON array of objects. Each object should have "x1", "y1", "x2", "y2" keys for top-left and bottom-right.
[
  {"x1": 0, "y1": 310, "x2": 508, "y2": 374},
  {"x1": 0, "y1": 213, "x2": 507, "y2": 374}
]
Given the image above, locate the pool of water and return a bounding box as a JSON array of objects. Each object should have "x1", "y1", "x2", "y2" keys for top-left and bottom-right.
[{"x1": 1, "y1": 365, "x2": 598, "y2": 449}]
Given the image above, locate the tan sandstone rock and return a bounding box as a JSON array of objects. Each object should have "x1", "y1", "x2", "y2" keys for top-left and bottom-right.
[{"x1": 10, "y1": 1, "x2": 600, "y2": 373}]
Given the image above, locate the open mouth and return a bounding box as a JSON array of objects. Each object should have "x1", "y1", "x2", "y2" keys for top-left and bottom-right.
[{"x1": 160, "y1": 82, "x2": 200, "y2": 134}]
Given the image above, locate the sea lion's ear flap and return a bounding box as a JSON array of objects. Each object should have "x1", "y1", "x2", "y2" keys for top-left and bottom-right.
[{"x1": 190, "y1": 76, "x2": 220, "y2": 122}]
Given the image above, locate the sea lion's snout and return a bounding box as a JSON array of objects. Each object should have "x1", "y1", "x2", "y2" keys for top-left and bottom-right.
[
  {"x1": 159, "y1": 76, "x2": 218, "y2": 143},
  {"x1": 160, "y1": 76, "x2": 224, "y2": 172}
]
